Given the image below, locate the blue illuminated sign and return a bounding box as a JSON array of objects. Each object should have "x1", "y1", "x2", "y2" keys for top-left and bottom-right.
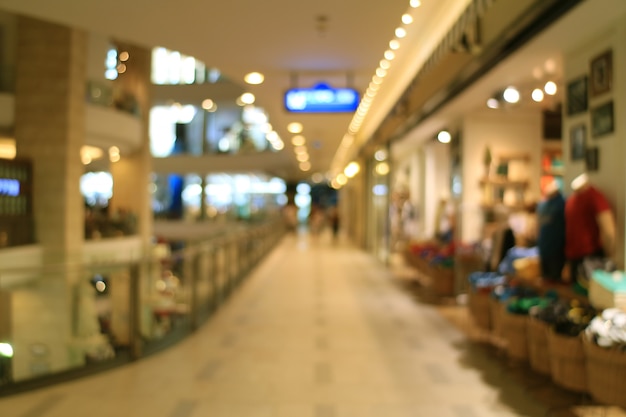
[
  {"x1": 0, "y1": 179, "x2": 20, "y2": 196},
  {"x1": 284, "y1": 83, "x2": 360, "y2": 113}
]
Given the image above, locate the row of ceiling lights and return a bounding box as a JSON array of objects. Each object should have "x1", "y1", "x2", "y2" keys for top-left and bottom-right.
[
  {"x1": 332, "y1": 0, "x2": 422, "y2": 186},
  {"x1": 241, "y1": 71, "x2": 316, "y2": 173},
  {"x1": 486, "y1": 80, "x2": 558, "y2": 109}
]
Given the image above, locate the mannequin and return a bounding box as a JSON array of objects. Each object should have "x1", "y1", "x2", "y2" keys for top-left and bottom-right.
[
  {"x1": 537, "y1": 179, "x2": 565, "y2": 282},
  {"x1": 565, "y1": 173, "x2": 616, "y2": 287}
]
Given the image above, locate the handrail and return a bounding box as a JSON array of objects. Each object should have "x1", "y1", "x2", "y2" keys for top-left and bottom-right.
[{"x1": 0, "y1": 219, "x2": 286, "y2": 396}]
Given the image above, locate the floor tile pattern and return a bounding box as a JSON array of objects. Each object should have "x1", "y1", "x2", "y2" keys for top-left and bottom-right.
[{"x1": 0, "y1": 230, "x2": 625, "y2": 416}]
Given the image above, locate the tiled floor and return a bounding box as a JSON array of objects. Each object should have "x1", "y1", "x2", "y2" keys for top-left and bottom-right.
[{"x1": 0, "y1": 230, "x2": 625, "y2": 417}]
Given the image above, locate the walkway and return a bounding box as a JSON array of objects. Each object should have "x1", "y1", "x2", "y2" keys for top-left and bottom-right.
[{"x1": 0, "y1": 230, "x2": 623, "y2": 417}]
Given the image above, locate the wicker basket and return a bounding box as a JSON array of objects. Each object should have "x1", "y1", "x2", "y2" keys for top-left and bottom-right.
[
  {"x1": 527, "y1": 318, "x2": 551, "y2": 375},
  {"x1": 468, "y1": 291, "x2": 492, "y2": 330},
  {"x1": 501, "y1": 311, "x2": 529, "y2": 360},
  {"x1": 432, "y1": 266, "x2": 455, "y2": 297},
  {"x1": 547, "y1": 330, "x2": 587, "y2": 393},
  {"x1": 489, "y1": 298, "x2": 506, "y2": 345},
  {"x1": 583, "y1": 336, "x2": 626, "y2": 408}
]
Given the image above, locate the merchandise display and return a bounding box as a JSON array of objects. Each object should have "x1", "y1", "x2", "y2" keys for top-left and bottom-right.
[
  {"x1": 589, "y1": 269, "x2": 626, "y2": 310},
  {"x1": 537, "y1": 182, "x2": 566, "y2": 282},
  {"x1": 585, "y1": 308, "x2": 626, "y2": 349},
  {"x1": 565, "y1": 173, "x2": 616, "y2": 291}
]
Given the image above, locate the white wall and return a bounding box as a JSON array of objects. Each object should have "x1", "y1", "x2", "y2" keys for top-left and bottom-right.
[
  {"x1": 563, "y1": 12, "x2": 626, "y2": 267},
  {"x1": 461, "y1": 108, "x2": 543, "y2": 243},
  {"x1": 423, "y1": 141, "x2": 451, "y2": 238}
]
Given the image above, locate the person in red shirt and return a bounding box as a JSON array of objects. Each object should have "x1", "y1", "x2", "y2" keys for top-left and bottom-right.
[{"x1": 565, "y1": 173, "x2": 615, "y2": 289}]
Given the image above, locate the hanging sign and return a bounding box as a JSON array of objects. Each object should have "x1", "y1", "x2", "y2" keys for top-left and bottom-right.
[{"x1": 284, "y1": 83, "x2": 360, "y2": 113}]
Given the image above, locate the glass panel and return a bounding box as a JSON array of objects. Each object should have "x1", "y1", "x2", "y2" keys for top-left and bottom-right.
[{"x1": 0, "y1": 262, "x2": 131, "y2": 385}]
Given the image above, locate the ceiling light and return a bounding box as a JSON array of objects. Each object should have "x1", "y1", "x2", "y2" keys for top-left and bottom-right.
[
  {"x1": 437, "y1": 130, "x2": 452, "y2": 144},
  {"x1": 503, "y1": 87, "x2": 520, "y2": 104},
  {"x1": 376, "y1": 68, "x2": 387, "y2": 78},
  {"x1": 344, "y1": 162, "x2": 360, "y2": 178},
  {"x1": 119, "y1": 51, "x2": 129, "y2": 62},
  {"x1": 299, "y1": 161, "x2": 311, "y2": 172},
  {"x1": 410, "y1": 0, "x2": 422, "y2": 7},
  {"x1": 291, "y1": 135, "x2": 306, "y2": 146},
  {"x1": 202, "y1": 99, "x2": 216, "y2": 111},
  {"x1": 375, "y1": 162, "x2": 390, "y2": 176},
  {"x1": 402, "y1": 14, "x2": 414, "y2": 24},
  {"x1": 267, "y1": 131, "x2": 279, "y2": 142},
  {"x1": 544, "y1": 59, "x2": 556, "y2": 74},
  {"x1": 239, "y1": 92, "x2": 255, "y2": 105},
  {"x1": 287, "y1": 122, "x2": 303, "y2": 134},
  {"x1": 389, "y1": 40, "x2": 400, "y2": 50},
  {"x1": 384, "y1": 50, "x2": 396, "y2": 60},
  {"x1": 336, "y1": 174, "x2": 347, "y2": 185},
  {"x1": 374, "y1": 150, "x2": 388, "y2": 161},
  {"x1": 244, "y1": 72, "x2": 264, "y2": 85},
  {"x1": 379, "y1": 59, "x2": 390, "y2": 70},
  {"x1": 544, "y1": 81, "x2": 557, "y2": 95},
  {"x1": 372, "y1": 75, "x2": 383, "y2": 85},
  {"x1": 487, "y1": 98, "x2": 499, "y2": 109},
  {"x1": 296, "y1": 153, "x2": 309, "y2": 162},
  {"x1": 272, "y1": 141, "x2": 284, "y2": 151},
  {"x1": 294, "y1": 145, "x2": 307, "y2": 154},
  {"x1": 532, "y1": 88, "x2": 544, "y2": 102},
  {"x1": 395, "y1": 27, "x2": 407, "y2": 38}
]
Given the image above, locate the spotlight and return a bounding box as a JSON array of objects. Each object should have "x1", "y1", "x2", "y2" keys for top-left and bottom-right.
[
  {"x1": 437, "y1": 131, "x2": 452, "y2": 144},
  {"x1": 532, "y1": 88, "x2": 544, "y2": 102},
  {"x1": 503, "y1": 87, "x2": 520, "y2": 104},
  {"x1": 544, "y1": 81, "x2": 557, "y2": 95},
  {"x1": 487, "y1": 98, "x2": 499, "y2": 109}
]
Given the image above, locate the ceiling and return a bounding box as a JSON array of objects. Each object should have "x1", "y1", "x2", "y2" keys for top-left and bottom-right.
[
  {"x1": 1, "y1": 0, "x2": 624, "y2": 182},
  {"x1": 0, "y1": 0, "x2": 462, "y2": 181}
]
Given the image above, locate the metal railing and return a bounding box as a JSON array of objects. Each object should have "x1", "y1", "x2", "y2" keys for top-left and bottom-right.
[{"x1": 0, "y1": 220, "x2": 285, "y2": 395}]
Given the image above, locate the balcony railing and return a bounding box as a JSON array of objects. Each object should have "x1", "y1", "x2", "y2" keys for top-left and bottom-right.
[{"x1": 0, "y1": 219, "x2": 286, "y2": 395}]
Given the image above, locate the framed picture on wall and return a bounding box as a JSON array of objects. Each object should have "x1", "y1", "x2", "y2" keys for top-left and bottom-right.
[
  {"x1": 590, "y1": 50, "x2": 613, "y2": 97},
  {"x1": 591, "y1": 101, "x2": 614, "y2": 138},
  {"x1": 585, "y1": 147, "x2": 599, "y2": 172},
  {"x1": 566, "y1": 76, "x2": 588, "y2": 115},
  {"x1": 570, "y1": 124, "x2": 587, "y2": 160}
]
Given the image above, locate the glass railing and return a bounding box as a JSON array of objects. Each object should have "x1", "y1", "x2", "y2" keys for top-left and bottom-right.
[{"x1": 0, "y1": 220, "x2": 285, "y2": 395}]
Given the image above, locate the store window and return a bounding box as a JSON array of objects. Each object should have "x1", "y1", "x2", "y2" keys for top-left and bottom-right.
[
  {"x1": 151, "y1": 47, "x2": 210, "y2": 85},
  {"x1": 151, "y1": 173, "x2": 286, "y2": 221}
]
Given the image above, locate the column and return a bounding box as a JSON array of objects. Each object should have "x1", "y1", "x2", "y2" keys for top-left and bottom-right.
[{"x1": 13, "y1": 16, "x2": 88, "y2": 379}]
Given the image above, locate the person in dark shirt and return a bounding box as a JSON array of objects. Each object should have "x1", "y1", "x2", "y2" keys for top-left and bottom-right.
[{"x1": 537, "y1": 181, "x2": 566, "y2": 282}]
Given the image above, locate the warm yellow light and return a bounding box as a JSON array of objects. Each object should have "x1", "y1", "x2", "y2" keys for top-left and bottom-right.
[
  {"x1": 244, "y1": 72, "x2": 264, "y2": 85},
  {"x1": 344, "y1": 162, "x2": 360, "y2": 178},
  {"x1": 379, "y1": 59, "x2": 390, "y2": 70},
  {"x1": 287, "y1": 122, "x2": 303, "y2": 134},
  {"x1": 80, "y1": 146, "x2": 103, "y2": 164},
  {"x1": 376, "y1": 68, "x2": 387, "y2": 78},
  {"x1": 294, "y1": 145, "x2": 307, "y2": 154},
  {"x1": 239, "y1": 92, "x2": 255, "y2": 105},
  {"x1": 376, "y1": 162, "x2": 390, "y2": 176},
  {"x1": 437, "y1": 131, "x2": 452, "y2": 144},
  {"x1": 296, "y1": 153, "x2": 309, "y2": 162},
  {"x1": 0, "y1": 139, "x2": 16, "y2": 160},
  {"x1": 410, "y1": 0, "x2": 422, "y2": 7},
  {"x1": 119, "y1": 51, "x2": 130, "y2": 62},
  {"x1": 384, "y1": 50, "x2": 395, "y2": 60},
  {"x1": 402, "y1": 14, "x2": 414, "y2": 24},
  {"x1": 395, "y1": 27, "x2": 407, "y2": 38},
  {"x1": 202, "y1": 99, "x2": 216, "y2": 111},
  {"x1": 544, "y1": 81, "x2": 557, "y2": 95},
  {"x1": 532, "y1": 88, "x2": 544, "y2": 102},
  {"x1": 299, "y1": 161, "x2": 311, "y2": 171},
  {"x1": 109, "y1": 146, "x2": 120, "y2": 162},
  {"x1": 291, "y1": 135, "x2": 306, "y2": 146},
  {"x1": 116, "y1": 63, "x2": 127, "y2": 74},
  {"x1": 389, "y1": 40, "x2": 400, "y2": 50}
]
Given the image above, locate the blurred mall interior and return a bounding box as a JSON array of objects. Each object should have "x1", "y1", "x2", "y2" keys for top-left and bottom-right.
[{"x1": 1, "y1": 0, "x2": 626, "y2": 415}]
